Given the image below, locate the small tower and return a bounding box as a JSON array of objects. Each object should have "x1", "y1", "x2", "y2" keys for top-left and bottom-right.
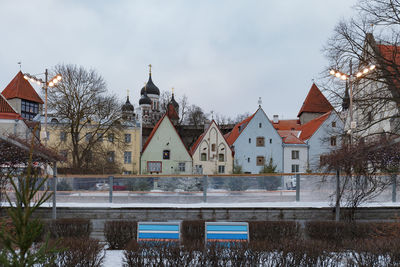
[
  {"x1": 122, "y1": 89, "x2": 135, "y2": 121},
  {"x1": 139, "y1": 64, "x2": 162, "y2": 125},
  {"x1": 170, "y1": 87, "x2": 179, "y2": 114},
  {"x1": 139, "y1": 83, "x2": 152, "y2": 125},
  {"x1": 166, "y1": 87, "x2": 180, "y2": 125}
]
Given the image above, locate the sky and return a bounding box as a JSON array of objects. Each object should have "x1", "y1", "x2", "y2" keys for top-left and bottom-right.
[{"x1": 0, "y1": 0, "x2": 357, "y2": 120}]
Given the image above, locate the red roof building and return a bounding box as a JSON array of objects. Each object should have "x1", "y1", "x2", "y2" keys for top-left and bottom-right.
[
  {"x1": 297, "y1": 83, "x2": 333, "y2": 124},
  {"x1": 2, "y1": 71, "x2": 44, "y2": 104},
  {"x1": 0, "y1": 94, "x2": 23, "y2": 120}
]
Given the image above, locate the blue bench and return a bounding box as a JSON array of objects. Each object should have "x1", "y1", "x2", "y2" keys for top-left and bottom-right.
[
  {"x1": 205, "y1": 222, "x2": 249, "y2": 243},
  {"x1": 137, "y1": 221, "x2": 181, "y2": 242}
]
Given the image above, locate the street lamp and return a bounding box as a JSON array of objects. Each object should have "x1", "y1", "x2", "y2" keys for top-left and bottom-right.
[
  {"x1": 24, "y1": 69, "x2": 62, "y2": 145},
  {"x1": 329, "y1": 61, "x2": 376, "y2": 139}
]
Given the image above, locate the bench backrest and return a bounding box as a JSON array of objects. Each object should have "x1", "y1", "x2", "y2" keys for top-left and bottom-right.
[
  {"x1": 137, "y1": 221, "x2": 181, "y2": 242},
  {"x1": 205, "y1": 222, "x2": 249, "y2": 243}
]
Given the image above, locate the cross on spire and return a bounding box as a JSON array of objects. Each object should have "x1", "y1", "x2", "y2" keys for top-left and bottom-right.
[
  {"x1": 172, "y1": 87, "x2": 174, "y2": 95},
  {"x1": 148, "y1": 64, "x2": 152, "y2": 74}
]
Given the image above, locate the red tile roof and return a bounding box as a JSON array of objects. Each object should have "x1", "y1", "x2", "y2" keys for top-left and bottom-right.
[
  {"x1": 0, "y1": 94, "x2": 22, "y2": 120},
  {"x1": 299, "y1": 111, "x2": 331, "y2": 141},
  {"x1": 272, "y1": 119, "x2": 301, "y2": 130},
  {"x1": 226, "y1": 111, "x2": 256, "y2": 146},
  {"x1": 278, "y1": 130, "x2": 305, "y2": 145},
  {"x1": 2, "y1": 71, "x2": 44, "y2": 104},
  {"x1": 377, "y1": 44, "x2": 400, "y2": 89},
  {"x1": 297, "y1": 83, "x2": 333, "y2": 117}
]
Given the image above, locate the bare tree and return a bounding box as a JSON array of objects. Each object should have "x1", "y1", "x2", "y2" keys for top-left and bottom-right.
[
  {"x1": 186, "y1": 105, "x2": 208, "y2": 127},
  {"x1": 320, "y1": 137, "x2": 400, "y2": 220},
  {"x1": 322, "y1": 0, "x2": 400, "y2": 139},
  {"x1": 48, "y1": 64, "x2": 123, "y2": 172}
]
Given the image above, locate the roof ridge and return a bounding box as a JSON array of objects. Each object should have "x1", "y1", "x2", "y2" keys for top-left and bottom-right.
[{"x1": 297, "y1": 83, "x2": 333, "y2": 117}]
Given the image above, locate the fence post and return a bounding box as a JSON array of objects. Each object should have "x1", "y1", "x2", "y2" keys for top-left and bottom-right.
[
  {"x1": 203, "y1": 175, "x2": 208, "y2": 203},
  {"x1": 295, "y1": 174, "x2": 300, "y2": 202},
  {"x1": 109, "y1": 176, "x2": 114, "y2": 203},
  {"x1": 392, "y1": 174, "x2": 397, "y2": 203},
  {"x1": 52, "y1": 162, "x2": 57, "y2": 220},
  {"x1": 335, "y1": 169, "x2": 340, "y2": 221}
]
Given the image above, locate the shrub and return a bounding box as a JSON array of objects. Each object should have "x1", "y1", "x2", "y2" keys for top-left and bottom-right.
[
  {"x1": 104, "y1": 220, "x2": 137, "y2": 249},
  {"x1": 47, "y1": 218, "x2": 91, "y2": 239},
  {"x1": 181, "y1": 220, "x2": 205, "y2": 246},
  {"x1": 249, "y1": 221, "x2": 300, "y2": 243},
  {"x1": 56, "y1": 237, "x2": 105, "y2": 267}
]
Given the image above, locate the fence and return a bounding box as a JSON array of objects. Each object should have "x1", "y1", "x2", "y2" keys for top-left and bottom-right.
[{"x1": 4, "y1": 173, "x2": 399, "y2": 219}]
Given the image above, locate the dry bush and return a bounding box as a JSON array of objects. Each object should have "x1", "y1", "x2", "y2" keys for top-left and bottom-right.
[
  {"x1": 181, "y1": 220, "x2": 205, "y2": 247},
  {"x1": 249, "y1": 221, "x2": 300, "y2": 243},
  {"x1": 47, "y1": 218, "x2": 91, "y2": 239},
  {"x1": 104, "y1": 220, "x2": 137, "y2": 250},
  {"x1": 55, "y1": 237, "x2": 104, "y2": 267}
]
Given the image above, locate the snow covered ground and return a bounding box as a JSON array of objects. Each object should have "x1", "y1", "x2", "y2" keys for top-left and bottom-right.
[{"x1": 103, "y1": 250, "x2": 124, "y2": 267}]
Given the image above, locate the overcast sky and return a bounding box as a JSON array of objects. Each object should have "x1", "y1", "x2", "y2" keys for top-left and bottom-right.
[{"x1": 0, "y1": 0, "x2": 357, "y2": 120}]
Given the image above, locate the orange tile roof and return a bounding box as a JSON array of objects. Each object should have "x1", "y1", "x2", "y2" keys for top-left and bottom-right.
[
  {"x1": 0, "y1": 94, "x2": 22, "y2": 120},
  {"x1": 166, "y1": 103, "x2": 179, "y2": 121},
  {"x1": 272, "y1": 119, "x2": 301, "y2": 130},
  {"x1": 278, "y1": 130, "x2": 305, "y2": 145},
  {"x1": 299, "y1": 111, "x2": 331, "y2": 141},
  {"x1": 2, "y1": 71, "x2": 44, "y2": 104},
  {"x1": 297, "y1": 83, "x2": 333, "y2": 117},
  {"x1": 225, "y1": 111, "x2": 256, "y2": 146},
  {"x1": 378, "y1": 44, "x2": 400, "y2": 89}
]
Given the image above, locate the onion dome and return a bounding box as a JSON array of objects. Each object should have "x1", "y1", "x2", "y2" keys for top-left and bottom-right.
[
  {"x1": 139, "y1": 90, "x2": 152, "y2": 106},
  {"x1": 170, "y1": 92, "x2": 179, "y2": 111},
  {"x1": 122, "y1": 96, "x2": 134, "y2": 112},
  {"x1": 140, "y1": 65, "x2": 160, "y2": 96}
]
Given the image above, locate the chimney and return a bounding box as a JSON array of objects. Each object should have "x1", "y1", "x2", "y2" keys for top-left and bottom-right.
[{"x1": 273, "y1": 115, "x2": 279, "y2": 124}]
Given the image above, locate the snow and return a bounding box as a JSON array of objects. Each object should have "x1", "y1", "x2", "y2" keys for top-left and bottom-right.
[
  {"x1": 103, "y1": 250, "x2": 124, "y2": 267},
  {"x1": 32, "y1": 201, "x2": 400, "y2": 209}
]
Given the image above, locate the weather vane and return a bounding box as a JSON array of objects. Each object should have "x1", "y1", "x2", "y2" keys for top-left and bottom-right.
[{"x1": 17, "y1": 61, "x2": 22, "y2": 70}]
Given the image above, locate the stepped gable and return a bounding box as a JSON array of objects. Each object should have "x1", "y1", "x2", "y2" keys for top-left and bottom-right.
[
  {"x1": 299, "y1": 111, "x2": 331, "y2": 141},
  {"x1": 2, "y1": 71, "x2": 44, "y2": 104},
  {"x1": 190, "y1": 120, "x2": 231, "y2": 155},
  {"x1": 297, "y1": 83, "x2": 333, "y2": 117},
  {"x1": 0, "y1": 93, "x2": 22, "y2": 120},
  {"x1": 225, "y1": 111, "x2": 256, "y2": 146}
]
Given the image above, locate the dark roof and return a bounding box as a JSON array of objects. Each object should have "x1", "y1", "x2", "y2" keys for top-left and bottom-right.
[
  {"x1": 139, "y1": 91, "x2": 152, "y2": 105},
  {"x1": 170, "y1": 93, "x2": 179, "y2": 110},
  {"x1": 297, "y1": 83, "x2": 333, "y2": 117},
  {"x1": 2, "y1": 71, "x2": 44, "y2": 104},
  {"x1": 122, "y1": 96, "x2": 134, "y2": 112},
  {"x1": 140, "y1": 73, "x2": 160, "y2": 96}
]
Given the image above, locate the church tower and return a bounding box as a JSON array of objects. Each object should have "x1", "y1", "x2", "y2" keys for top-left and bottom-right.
[{"x1": 139, "y1": 64, "x2": 162, "y2": 125}]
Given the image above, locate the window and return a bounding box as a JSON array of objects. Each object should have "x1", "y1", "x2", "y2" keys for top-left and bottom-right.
[
  {"x1": 291, "y1": 164, "x2": 299, "y2": 173},
  {"x1": 195, "y1": 165, "x2": 203, "y2": 174},
  {"x1": 331, "y1": 136, "x2": 337, "y2": 146},
  {"x1": 163, "y1": 150, "x2": 170, "y2": 160},
  {"x1": 108, "y1": 133, "x2": 114, "y2": 142},
  {"x1": 107, "y1": 151, "x2": 115, "y2": 163},
  {"x1": 332, "y1": 121, "x2": 336, "y2": 127},
  {"x1": 21, "y1": 99, "x2": 39, "y2": 120},
  {"x1": 292, "y1": 150, "x2": 299, "y2": 159},
  {"x1": 256, "y1": 137, "x2": 265, "y2": 147},
  {"x1": 218, "y1": 165, "x2": 225, "y2": 174},
  {"x1": 178, "y1": 162, "x2": 185, "y2": 172},
  {"x1": 148, "y1": 161, "x2": 162, "y2": 173},
  {"x1": 211, "y1": 144, "x2": 216, "y2": 151},
  {"x1": 270, "y1": 139, "x2": 272, "y2": 144},
  {"x1": 218, "y1": 153, "x2": 224, "y2": 162},
  {"x1": 256, "y1": 156, "x2": 265, "y2": 166},
  {"x1": 124, "y1": 151, "x2": 132, "y2": 164},
  {"x1": 60, "y1": 132, "x2": 66, "y2": 142},
  {"x1": 97, "y1": 133, "x2": 103, "y2": 142},
  {"x1": 259, "y1": 123, "x2": 262, "y2": 128},
  {"x1": 248, "y1": 138, "x2": 251, "y2": 144},
  {"x1": 201, "y1": 153, "x2": 207, "y2": 161},
  {"x1": 125, "y1": 134, "x2": 131, "y2": 143},
  {"x1": 247, "y1": 157, "x2": 250, "y2": 163}
]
